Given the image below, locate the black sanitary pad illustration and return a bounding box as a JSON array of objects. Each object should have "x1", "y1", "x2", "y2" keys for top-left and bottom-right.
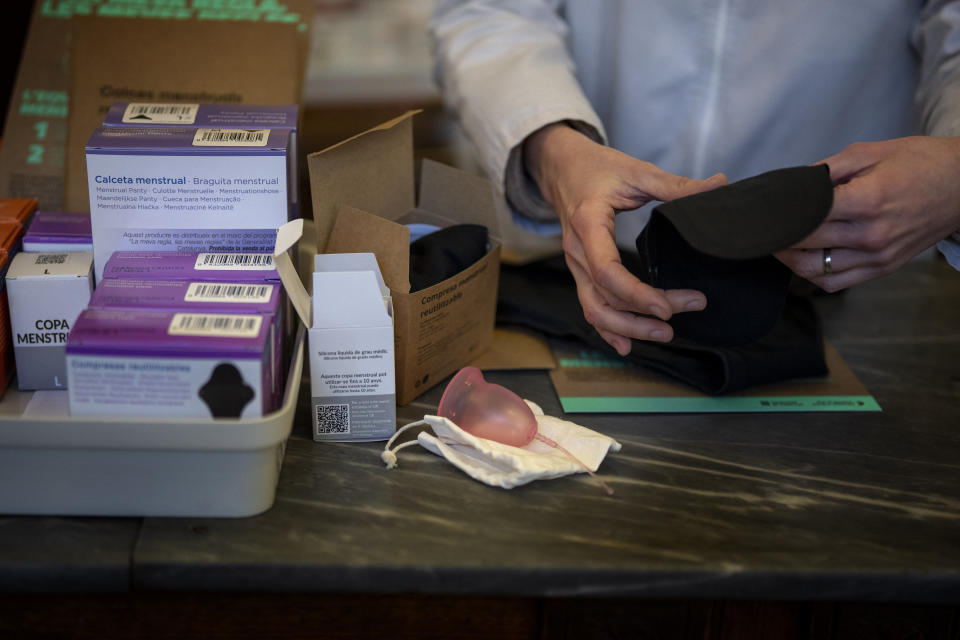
[{"x1": 198, "y1": 363, "x2": 255, "y2": 418}]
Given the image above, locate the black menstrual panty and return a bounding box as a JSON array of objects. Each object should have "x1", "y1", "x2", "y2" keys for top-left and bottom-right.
[
  {"x1": 409, "y1": 224, "x2": 488, "y2": 292},
  {"x1": 497, "y1": 165, "x2": 834, "y2": 394},
  {"x1": 638, "y1": 164, "x2": 833, "y2": 346},
  {"x1": 497, "y1": 256, "x2": 826, "y2": 395}
]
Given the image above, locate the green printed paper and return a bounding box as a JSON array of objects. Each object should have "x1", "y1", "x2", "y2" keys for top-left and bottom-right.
[{"x1": 550, "y1": 341, "x2": 881, "y2": 414}]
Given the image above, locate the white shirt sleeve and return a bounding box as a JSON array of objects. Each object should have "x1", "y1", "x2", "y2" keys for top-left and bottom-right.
[
  {"x1": 430, "y1": 0, "x2": 605, "y2": 226},
  {"x1": 913, "y1": 0, "x2": 960, "y2": 137},
  {"x1": 913, "y1": 0, "x2": 960, "y2": 269}
]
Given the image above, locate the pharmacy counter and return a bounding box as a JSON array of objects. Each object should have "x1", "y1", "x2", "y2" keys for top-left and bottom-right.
[{"x1": 2, "y1": 255, "x2": 959, "y2": 638}]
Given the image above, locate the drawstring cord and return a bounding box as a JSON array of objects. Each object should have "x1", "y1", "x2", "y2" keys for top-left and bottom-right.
[
  {"x1": 382, "y1": 420, "x2": 475, "y2": 468},
  {"x1": 534, "y1": 432, "x2": 614, "y2": 496},
  {"x1": 383, "y1": 419, "x2": 615, "y2": 496},
  {"x1": 381, "y1": 420, "x2": 427, "y2": 469}
]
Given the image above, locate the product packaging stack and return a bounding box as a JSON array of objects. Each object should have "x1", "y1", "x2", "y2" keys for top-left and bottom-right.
[
  {"x1": 0, "y1": 103, "x2": 299, "y2": 417},
  {"x1": 67, "y1": 250, "x2": 285, "y2": 419}
]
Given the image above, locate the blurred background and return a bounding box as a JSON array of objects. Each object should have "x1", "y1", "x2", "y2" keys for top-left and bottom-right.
[
  {"x1": 300, "y1": 0, "x2": 480, "y2": 173},
  {"x1": 0, "y1": 0, "x2": 482, "y2": 212}
]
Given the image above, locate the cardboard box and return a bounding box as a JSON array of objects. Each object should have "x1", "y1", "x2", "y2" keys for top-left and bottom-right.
[
  {"x1": 66, "y1": 308, "x2": 274, "y2": 419},
  {"x1": 5, "y1": 251, "x2": 94, "y2": 390},
  {"x1": 85, "y1": 126, "x2": 291, "y2": 282},
  {"x1": 0, "y1": 221, "x2": 27, "y2": 395},
  {"x1": 307, "y1": 112, "x2": 501, "y2": 404},
  {"x1": 0, "y1": 3, "x2": 70, "y2": 210},
  {"x1": 22, "y1": 211, "x2": 93, "y2": 252},
  {"x1": 0, "y1": 221, "x2": 25, "y2": 255},
  {"x1": 0, "y1": 198, "x2": 38, "y2": 226}
]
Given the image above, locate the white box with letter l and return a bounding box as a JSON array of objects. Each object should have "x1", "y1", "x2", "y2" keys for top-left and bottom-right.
[
  {"x1": 5, "y1": 251, "x2": 94, "y2": 390},
  {"x1": 274, "y1": 221, "x2": 395, "y2": 442}
]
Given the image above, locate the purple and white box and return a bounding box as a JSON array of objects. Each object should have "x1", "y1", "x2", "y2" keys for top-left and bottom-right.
[
  {"x1": 66, "y1": 308, "x2": 273, "y2": 419},
  {"x1": 84, "y1": 126, "x2": 290, "y2": 282},
  {"x1": 6, "y1": 251, "x2": 94, "y2": 390},
  {"x1": 102, "y1": 250, "x2": 291, "y2": 355},
  {"x1": 101, "y1": 250, "x2": 279, "y2": 282},
  {"x1": 22, "y1": 211, "x2": 93, "y2": 253},
  {"x1": 101, "y1": 102, "x2": 299, "y2": 218},
  {"x1": 88, "y1": 278, "x2": 284, "y2": 406}
]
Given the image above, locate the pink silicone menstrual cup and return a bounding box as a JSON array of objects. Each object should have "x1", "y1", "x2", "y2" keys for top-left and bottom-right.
[{"x1": 437, "y1": 366, "x2": 538, "y2": 447}]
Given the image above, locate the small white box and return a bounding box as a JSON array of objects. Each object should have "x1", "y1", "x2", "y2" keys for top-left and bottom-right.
[
  {"x1": 309, "y1": 253, "x2": 396, "y2": 441},
  {"x1": 273, "y1": 220, "x2": 396, "y2": 442},
  {"x1": 5, "y1": 251, "x2": 94, "y2": 390}
]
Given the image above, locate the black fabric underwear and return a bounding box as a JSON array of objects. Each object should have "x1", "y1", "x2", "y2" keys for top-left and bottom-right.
[
  {"x1": 497, "y1": 165, "x2": 834, "y2": 394},
  {"x1": 497, "y1": 255, "x2": 827, "y2": 395},
  {"x1": 409, "y1": 223, "x2": 489, "y2": 292},
  {"x1": 639, "y1": 164, "x2": 832, "y2": 346}
]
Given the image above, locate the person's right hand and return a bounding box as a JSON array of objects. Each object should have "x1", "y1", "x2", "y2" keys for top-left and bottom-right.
[{"x1": 523, "y1": 123, "x2": 727, "y2": 355}]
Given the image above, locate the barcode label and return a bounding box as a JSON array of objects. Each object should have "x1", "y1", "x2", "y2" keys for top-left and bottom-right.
[
  {"x1": 192, "y1": 128, "x2": 269, "y2": 147},
  {"x1": 316, "y1": 404, "x2": 350, "y2": 435},
  {"x1": 122, "y1": 102, "x2": 199, "y2": 124},
  {"x1": 168, "y1": 313, "x2": 262, "y2": 338},
  {"x1": 34, "y1": 254, "x2": 67, "y2": 265},
  {"x1": 195, "y1": 253, "x2": 274, "y2": 271},
  {"x1": 184, "y1": 282, "x2": 274, "y2": 304}
]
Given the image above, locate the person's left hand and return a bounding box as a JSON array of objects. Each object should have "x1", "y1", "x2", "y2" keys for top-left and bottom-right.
[{"x1": 776, "y1": 136, "x2": 960, "y2": 291}]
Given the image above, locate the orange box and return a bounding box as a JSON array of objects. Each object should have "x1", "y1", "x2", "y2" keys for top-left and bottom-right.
[
  {"x1": 0, "y1": 220, "x2": 26, "y2": 396},
  {"x1": 0, "y1": 198, "x2": 38, "y2": 227}
]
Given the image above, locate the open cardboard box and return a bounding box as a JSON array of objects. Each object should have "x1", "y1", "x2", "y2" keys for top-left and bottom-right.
[{"x1": 307, "y1": 111, "x2": 501, "y2": 404}]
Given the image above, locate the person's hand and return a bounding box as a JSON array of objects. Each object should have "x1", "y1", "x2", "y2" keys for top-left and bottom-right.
[
  {"x1": 523, "y1": 123, "x2": 727, "y2": 355},
  {"x1": 777, "y1": 136, "x2": 960, "y2": 291}
]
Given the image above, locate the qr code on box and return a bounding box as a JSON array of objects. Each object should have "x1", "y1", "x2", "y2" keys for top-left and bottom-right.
[{"x1": 316, "y1": 403, "x2": 350, "y2": 435}]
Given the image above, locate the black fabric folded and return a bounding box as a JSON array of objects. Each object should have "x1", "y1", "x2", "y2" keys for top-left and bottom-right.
[
  {"x1": 409, "y1": 223, "x2": 488, "y2": 292},
  {"x1": 497, "y1": 256, "x2": 827, "y2": 395},
  {"x1": 497, "y1": 165, "x2": 835, "y2": 394},
  {"x1": 638, "y1": 164, "x2": 833, "y2": 347},
  {"x1": 651, "y1": 164, "x2": 833, "y2": 259},
  {"x1": 636, "y1": 212, "x2": 792, "y2": 347}
]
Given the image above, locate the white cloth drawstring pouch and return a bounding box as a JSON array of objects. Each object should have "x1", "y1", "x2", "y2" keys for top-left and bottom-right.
[{"x1": 382, "y1": 400, "x2": 621, "y2": 490}]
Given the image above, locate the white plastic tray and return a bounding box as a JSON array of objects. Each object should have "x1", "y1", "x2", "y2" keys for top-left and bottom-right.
[{"x1": 0, "y1": 324, "x2": 305, "y2": 518}]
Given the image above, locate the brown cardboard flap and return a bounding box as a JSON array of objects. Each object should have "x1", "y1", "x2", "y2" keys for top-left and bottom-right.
[
  {"x1": 308, "y1": 111, "x2": 418, "y2": 252},
  {"x1": 325, "y1": 205, "x2": 411, "y2": 294},
  {"x1": 418, "y1": 159, "x2": 500, "y2": 237},
  {"x1": 397, "y1": 208, "x2": 459, "y2": 228},
  {"x1": 0, "y1": 3, "x2": 71, "y2": 210},
  {"x1": 470, "y1": 327, "x2": 557, "y2": 371}
]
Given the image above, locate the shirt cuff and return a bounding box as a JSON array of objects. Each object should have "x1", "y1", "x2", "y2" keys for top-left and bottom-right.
[
  {"x1": 503, "y1": 119, "x2": 604, "y2": 226},
  {"x1": 937, "y1": 231, "x2": 960, "y2": 269}
]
